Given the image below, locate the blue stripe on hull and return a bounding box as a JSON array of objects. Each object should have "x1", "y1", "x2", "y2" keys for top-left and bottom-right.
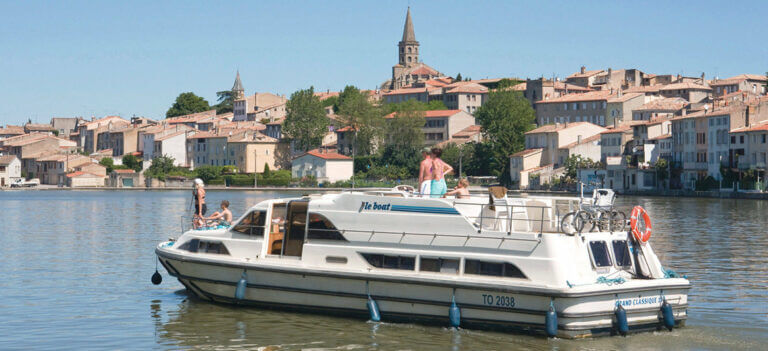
[{"x1": 390, "y1": 205, "x2": 460, "y2": 215}]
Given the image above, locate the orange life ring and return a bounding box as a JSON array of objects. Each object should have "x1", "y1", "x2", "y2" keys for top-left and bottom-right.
[{"x1": 629, "y1": 206, "x2": 652, "y2": 242}]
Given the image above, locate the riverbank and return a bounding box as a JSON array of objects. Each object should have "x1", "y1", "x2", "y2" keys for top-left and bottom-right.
[{"x1": 4, "y1": 184, "x2": 767, "y2": 200}]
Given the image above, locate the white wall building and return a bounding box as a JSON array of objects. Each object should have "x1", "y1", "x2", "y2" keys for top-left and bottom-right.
[
  {"x1": 0, "y1": 155, "x2": 21, "y2": 187},
  {"x1": 291, "y1": 149, "x2": 353, "y2": 183}
]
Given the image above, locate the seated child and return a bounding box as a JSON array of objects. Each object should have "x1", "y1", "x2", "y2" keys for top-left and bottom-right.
[
  {"x1": 443, "y1": 178, "x2": 471, "y2": 199},
  {"x1": 206, "y1": 200, "x2": 233, "y2": 227}
]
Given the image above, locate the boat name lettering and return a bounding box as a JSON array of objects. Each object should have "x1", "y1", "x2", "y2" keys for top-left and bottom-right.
[
  {"x1": 482, "y1": 294, "x2": 515, "y2": 308},
  {"x1": 360, "y1": 201, "x2": 391, "y2": 211},
  {"x1": 616, "y1": 296, "x2": 659, "y2": 307}
]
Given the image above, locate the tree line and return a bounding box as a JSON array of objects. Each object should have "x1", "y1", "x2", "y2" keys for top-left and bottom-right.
[{"x1": 163, "y1": 78, "x2": 536, "y2": 185}]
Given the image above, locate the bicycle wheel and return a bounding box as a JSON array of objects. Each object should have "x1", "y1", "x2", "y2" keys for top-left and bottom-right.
[
  {"x1": 595, "y1": 210, "x2": 612, "y2": 232},
  {"x1": 561, "y1": 211, "x2": 585, "y2": 235},
  {"x1": 610, "y1": 211, "x2": 627, "y2": 232},
  {"x1": 574, "y1": 210, "x2": 592, "y2": 233}
]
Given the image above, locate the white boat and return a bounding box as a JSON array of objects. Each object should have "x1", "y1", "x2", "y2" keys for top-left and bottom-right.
[{"x1": 154, "y1": 187, "x2": 690, "y2": 338}]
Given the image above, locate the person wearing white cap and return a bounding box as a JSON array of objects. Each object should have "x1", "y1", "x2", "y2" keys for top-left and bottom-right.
[
  {"x1": 192, "y1": 178, "x2": 207, "y2": 229},
  {"x1": 418, "y1": 147, "x2": 432, "y2": 197}
]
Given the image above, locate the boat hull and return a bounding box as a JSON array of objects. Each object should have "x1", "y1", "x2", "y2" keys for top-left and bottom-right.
[{"x1": 157, "y1": 248, "x2": 689, "y2": 339}]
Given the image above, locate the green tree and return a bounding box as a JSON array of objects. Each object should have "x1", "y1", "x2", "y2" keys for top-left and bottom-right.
[
  {"x1": 654, "y1": 158, "x2": 669, "y2": 188},
  {"x1": 195, "y1": 165, "x2": 223, "y2": 183},
  {"x1": 166, "y1": 92, "x2": 211, "y2": 118},
  {"x1": 122, "y1": 154, "x2": 142, "y2": 172},
  {"x1": 385, "y1": 98, "x2": 426, "y2": 150},
  {"x1": 455, "y1": 73, "x2": 462, "y2": 82},
  {"x1": 99, "y1": 157, "x2": 115, "y2": 173},
  {"x1": 214, "y1": 90, "x2": 234, "y2": 114},
  {"x1": 283, "y1": 87, "x2": 329, "y2": 152},
  {"x1": 563, "y1": 154, "x2": 598, "y2": 180},
  {"x1": 474, "y1": 89, "x2": 536, "y2": 185},
  {"x1": 144, "y1": 155, "x2": 176, "y2": 181},
  {"x1": 426, "y1": 100, "x2": 448, "y2": 110},
  {"x1": 336, "y1": 85, "x2": 384, "y2": 156}
]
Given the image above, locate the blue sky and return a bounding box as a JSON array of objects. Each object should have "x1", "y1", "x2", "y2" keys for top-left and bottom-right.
[{"x1": 1, "y1": 0, "x2": 766, "y2": 125}]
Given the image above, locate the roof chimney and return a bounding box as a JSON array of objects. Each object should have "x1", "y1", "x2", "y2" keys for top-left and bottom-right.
[
  {"x1": 577, "y1": 135, "x2": 582, "y2": 144},
  {"x1": 580, "y1": 66, "x2": 586, "y2": 74}
]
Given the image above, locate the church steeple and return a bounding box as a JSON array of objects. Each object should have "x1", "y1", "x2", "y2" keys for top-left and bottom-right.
[
  {"x1": 232, "y1": 70, "x2": 244, "y2": 100},
  {"x1": 398, "y1": 7, "x2": 419, "y2": 67}
]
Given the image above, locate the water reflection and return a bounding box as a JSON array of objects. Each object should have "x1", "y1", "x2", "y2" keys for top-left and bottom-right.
[{"x1": 0, "y1": 191, "x2": 766, "y2": 350}]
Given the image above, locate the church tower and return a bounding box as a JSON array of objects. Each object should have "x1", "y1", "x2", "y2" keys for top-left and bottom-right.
[
  {"x1": 398, "y1": 7, "x2": 419, "y2": 67},
  {"x1": 232, "y1": 70, "x2": 245, "y2": 100}
]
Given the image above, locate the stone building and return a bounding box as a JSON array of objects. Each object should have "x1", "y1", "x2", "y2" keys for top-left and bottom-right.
[{"x1": 386, "y1": 8, "x2": 442, "y2": 90}]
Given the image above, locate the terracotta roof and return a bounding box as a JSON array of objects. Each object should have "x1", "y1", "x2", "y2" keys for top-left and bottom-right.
[
  {"x1": 410, "y1": 66, "x2": 440, "y2": 76},
  {"x1": 525, "y1": 122, "x2": 597, "y2": 134},
  {"x1": 625, "y1": 85, "x2": 664, "y2": 94},
  {"x1": 558, "y1": 134, "x2": 602, "y2": 150},
  {"x1": 511, "y1": 148, "x2": 543, "y2": 157},
  {"x1": 153, "y1": 131, "x2": 187, "y2": 141},
  {"x1": 452, "y1": 125, "x2": 482, "y2": 138},
  {"x1": 314, "y1": 91, "x2": 340, "y2": 101},
  {"x1": 300, "y1": 149, "x2": 352, "y2": 160},
  {"x1": 710, "y1": 74, "x2": 767, "y2": 86},
  {"x1": 336, "y1": 126, "x2": 356, "y2": 132},
  {"x1": 37, "y1": 154, "x2": 88, "y2": 162},
  {"x1": 66, "y1": 171, "x2": 103, "y2": 178},
  {"x1": 383, "y1": 87, "x2": 430, "y2": 96},
  {"x1": 188, "y1": 131, "x2": 227, "y2": 139},
  {"x1": 659, "y1": 82, "x2": 711, "y2": 91},
  {"x1": 634, "y1": 97, "x2": 688, "y2": 111},
  {"x1": 607, "y1": 92, "x2": 644, "y2": 103},
  {"x1": 510, "y1": 82, "x2": 527, "y2": 91},
  {"x1": 730, "y1": 120, "x2": 768, "y2": 133},
  {"x1": 227, "y1": 131, "x2": 278, "y2": 143},
  {"x1": 0, "y1": 125, "x2": 25, "y2": 135},
  {"x1": 113, "y1": 169, "x2": 136, "y2": 174},
  {"x1": 445, "y1": 82, "x2": 488, "y2": 94},
  {"x1": 385, "y1": 109, "x2": 463, "y2": 119},
  {"x1": 523, "y1": 163, "x2": 554, "y2": 173},
  {"x1": 554, "y1": 82, "x2": 592, "y2": 91},
  {"x1": 600, "y1": 126, "x2": 632, "y2": 134},
  {"x1": 82, "y1": 116, "x2": 130, "y2": 129},
  {"x1": 536, "y1": 90, "x2": 614, "y2": 104},
  {"x1": 567, "y1": 69, "x2": 604, "y2": 79},
  {"x1": 424, "y1": 78, "x2": 451, "y2": 87},
  {"x1": 165, "y1": 110, "x2": 217, "y2": 124},
  {"x1": 24, "y1": 123, "x2": 55, "y2": 131},
  {"x1": 649, "y1": 134, "x2": 672, "y2": 140},
  {"x1": 677, "y1": 105, "x2": 741, "y2": 120},
  {"x1": 0, "y1": 155, "x2": 18, "y2": 165}
]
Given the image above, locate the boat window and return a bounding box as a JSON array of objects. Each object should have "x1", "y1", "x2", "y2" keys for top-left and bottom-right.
[
  {"x1": 589, "y1": 241, "x2": 613, "y2": 267},
  {"x1": 420, "y1": 257, "x2": 460, "y2": 274},
  {"x1": 307, "y1": 213, "x2": 347, "y2": 241},
  {"x1": 232, "y1": 210, "x2": 266, "y2": 237},
  {"x1": 464, "y1": 260, "x2": 527, "y2": 278},
  {"x1": 176, "y1": 239, "x2": 229, "y2": 255},
  {"x1": 325, "y1": 256, "x2": 348, "y2": 264},
  {"x1": 612, "y1": 240, "x2": 632, "y2": 267},
  {"x1": 361, "y1": 253, "x2": 415, "y2": 270}
]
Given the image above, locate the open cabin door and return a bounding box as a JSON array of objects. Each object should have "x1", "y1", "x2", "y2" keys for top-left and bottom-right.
[{"x1": 282, "y1": 200, "x2": 308, "y2": 257}]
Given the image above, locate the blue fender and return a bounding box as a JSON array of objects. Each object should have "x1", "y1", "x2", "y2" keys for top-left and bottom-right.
[
  {"x1": 449, "y1": 296, "x2": 461, "y2": 328},
  {"x1": 660, "y1": 299, "x2": 675, "y2": 331},
  {"x1": 235, "y1": 272, "x2": 247, "y2": 300},
  {"x1": 615, "y1": 304, "x2": 629, "y2": 336},
  {"x1": 545, "y1": 301, "x2": 558, "y2": 337},
  {"x1": 367, "y1": 296, "x2": 381, "y2": 322}
]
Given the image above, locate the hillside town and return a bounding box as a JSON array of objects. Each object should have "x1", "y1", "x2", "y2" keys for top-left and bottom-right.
[{"x1": 1, "y1": 8, "x2": 767, "y2": 193}]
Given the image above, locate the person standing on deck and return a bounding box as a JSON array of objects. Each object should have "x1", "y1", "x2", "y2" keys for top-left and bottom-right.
[
  {"x1": 430, "y1": 147, "x2": 453, "y2": 198},
  {"x1": 193, "y1": 178, "x2": 207, "y2": 229},
  {"x1": 418, "y1": 147, "x2": 433, "y2": 196}
]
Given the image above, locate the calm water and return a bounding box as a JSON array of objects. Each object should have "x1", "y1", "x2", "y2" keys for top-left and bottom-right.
[{"x1": 0, "y1": 190, "x2": 767, "y2": 350}]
